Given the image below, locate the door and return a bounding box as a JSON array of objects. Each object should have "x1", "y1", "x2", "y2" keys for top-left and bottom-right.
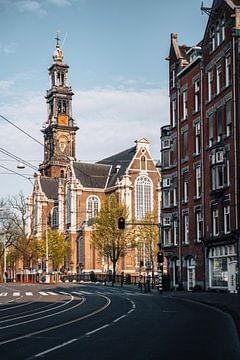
[{"x1": 228, "y1": 261, "x2": 237, "y2": 293}]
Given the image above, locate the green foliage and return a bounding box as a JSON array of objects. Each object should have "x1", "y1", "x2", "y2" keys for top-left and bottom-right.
[{"x1": 38, "y1": 228, "x2": 68, "y2": 271}]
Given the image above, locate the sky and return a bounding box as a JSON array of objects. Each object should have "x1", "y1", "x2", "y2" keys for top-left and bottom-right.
[{"x1": 0, "y1": 0, "x2": 211, "y2": 199}]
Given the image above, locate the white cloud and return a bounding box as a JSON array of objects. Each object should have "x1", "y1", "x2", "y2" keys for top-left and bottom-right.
[
  {"x1": 0, "y1": 42, "x2": 17, "y2": 54},
  {"x1": 0, "y1": 86, "x2": 169, "y2": 197},
  {"x1": 0, "y1": 80, "x2": 15, "y2": 93},
  {"x1": 15, "y1": 0, "x2": 47, "y2": 16},
  {"x1": 48, "y1": 0, "x2": 72, "y2": 7}
]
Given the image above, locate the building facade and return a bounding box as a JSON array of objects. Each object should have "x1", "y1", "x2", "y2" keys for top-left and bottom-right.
[
  {"x1": 27, "y1": 38, "x2": 160, "y2": 276},
  {"x1": 160, "y1": 0, "x2": 240, "y2": 292}
]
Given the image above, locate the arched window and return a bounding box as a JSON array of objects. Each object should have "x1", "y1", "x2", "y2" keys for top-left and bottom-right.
[
  {"x1": 135, "y1": 176, "x2": 152, "y2": 220},
  {"x1": 140, "y1": 155, "x2": 147, "y2": 171},
  {"x1": 51, "y1": 206, "x2": 59, "y2": 228},
  {"x1": 86, "y1": 196, "x2": 100, "y2": 220}
]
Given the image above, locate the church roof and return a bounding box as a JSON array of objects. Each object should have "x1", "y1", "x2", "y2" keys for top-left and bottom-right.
[
  {"x1": 40, "y1": 177, "x2": 59, "y2": 200},
  {"x1": 73, "y1": 162, "x2": 111, "y2": 189},
  {"x1": 98, "y1": 146, "x2": 136, "y2": 188}
]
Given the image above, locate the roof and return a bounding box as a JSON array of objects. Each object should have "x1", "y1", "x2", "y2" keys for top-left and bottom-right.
[
  {"x1": 73, "y1": 162, "x2": 111, "y2": 189},
  {"x1": 40, "y1": 177, "x2": 59, "y2": 200},
  {"x1": 98, "y1": 146, "x2": 136, "y2": 188}
]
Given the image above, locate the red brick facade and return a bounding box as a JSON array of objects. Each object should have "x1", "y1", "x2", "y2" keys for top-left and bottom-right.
[{"x1": 160, "y1": 0, "x2": 240, "y2": 292}]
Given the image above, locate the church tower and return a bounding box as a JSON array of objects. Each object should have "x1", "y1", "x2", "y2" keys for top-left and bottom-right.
[{"x1": 39, "y1": 35, "x2": 79, "y2": 178}]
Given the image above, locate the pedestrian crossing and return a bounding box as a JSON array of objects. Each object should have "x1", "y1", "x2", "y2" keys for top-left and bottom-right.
[{"x1": 0, "y1": 289, "x2": 144, "y2": 299}]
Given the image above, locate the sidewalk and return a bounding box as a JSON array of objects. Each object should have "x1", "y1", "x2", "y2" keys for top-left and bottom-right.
[{"x1": 163, "y1": 291, "x2": 240, "y2": 337}]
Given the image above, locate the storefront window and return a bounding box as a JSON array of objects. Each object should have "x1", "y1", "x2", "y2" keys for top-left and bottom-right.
[{"x1": 211, "y1": 258, "x2": 228, "y2": 287}]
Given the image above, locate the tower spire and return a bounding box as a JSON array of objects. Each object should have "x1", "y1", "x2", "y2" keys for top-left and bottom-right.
[{"x1": 53, "y1": 32, "x2": 63, "y2": 63}]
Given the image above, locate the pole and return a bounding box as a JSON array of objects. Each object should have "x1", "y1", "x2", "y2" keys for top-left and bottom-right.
[
  {"x1": 3, "y1": 235, "x2": 6, "y2": 283},
  {"x1": 46, "y1": 223, "x2": 49, "y2": 275}
]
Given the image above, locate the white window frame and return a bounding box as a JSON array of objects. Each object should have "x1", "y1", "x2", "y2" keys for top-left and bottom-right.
[
  {"x1": 195, "y1": 122, "x2": 201, "y2": 155},
  {"x1": 163, "y1": 228, "x2": 171, "y2": 246},
  {"x1": 183, "y1": 90, "x2": 188, "y2": 120},
  {"x1": 224, "y1": 206, "x2": 230, "y2": 234},
  {"x1": 135, "y1": 176, "x2": 153, "y2": 220},
  {"x1": 216, "y1": 64, "x2": 221, "y2": 95},
  {"x1": 196, "y1": 212, "x2": 202, "y2": 242},
  {"x1": 172, "y1": 99, "x2": 176, "y2": 127},
  {"x1": 183, "y1": 176, "x2": 188, "y2": 203},
  {"x1": 208, "y1": 70, "x2": 213, "y2": 101},
  {"x1": 162, "y1": 189, "x2": 171, "y2": 208},
  {"x1": 225, "y1": 55, "x2": 231, "y2": 87},
  {"x1": 173, "y1": 219, "x2": 178, "y2": 246},
  {"x1": 183, "y1": 213, "x2": 189, "y2": 244},
  {"x1": 195, "y1": 166, "x2": 201, "y2": 198},
  {"x1": 86, "y1": 195, "x2": 100, "y2": 221},
  {"x1": 212, "y1": 209, "x2": 219, "y2": 236},
  {"x1": 162, "y1": 178, "x2": 171, "y2": 188},
  {"x1": 194, "y1": 79, "x2": 200, "y2": 112}
]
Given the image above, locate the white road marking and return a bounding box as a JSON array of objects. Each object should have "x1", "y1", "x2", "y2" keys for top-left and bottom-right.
[
  {"x1": 47, "y1": 292, "x2": 58, "y2": 296},
  {"x1": 13, "y1": 292, "x2": 20, "y2": 297},
  {"x1": 86, "y1": 324, "x2": 110, "y2": 335},
  {"x1": 0, "y1": 293, "x2": 7, "y2": 296},
  {"x1": 25, "y1": 292, "x2": 33, "y2": 296},
  {"x1": 113, "y1": 314, "x2": 126, "y2": 323},
  {"x1": 39, "y1": 292, "x2": 48, "y2": 296},
  {"x1": 34, "y1": 338, "x2": 78, "y2": 357}
]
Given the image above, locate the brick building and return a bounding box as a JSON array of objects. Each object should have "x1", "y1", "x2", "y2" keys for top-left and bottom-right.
[
  {"x1": 27, "y1": 38, "x2": 160, "y2": 276},
  {"x1": 160, "y1": 0, "x2": 240, "y2": 292}
]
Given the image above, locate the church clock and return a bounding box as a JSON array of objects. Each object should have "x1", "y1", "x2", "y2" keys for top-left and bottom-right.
[{"x1": 39, "y1": 34, "x2": 79, "y2": 178}]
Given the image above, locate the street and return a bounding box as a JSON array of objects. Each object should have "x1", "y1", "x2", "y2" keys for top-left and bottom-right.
[{"x1": 0, "y1": 283, "x2": 239, "y2": 360}]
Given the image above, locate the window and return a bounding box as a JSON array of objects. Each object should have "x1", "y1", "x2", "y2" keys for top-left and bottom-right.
[
  {"x1": 183, "y1": 90, "x2": 188, "y2": 119},
  {"x1": 171, "y1": 69, "x2": 175, "y2": 89},
  {"x1": 162, "y1": 138, "x2": 170, "y2": 149},
  {"x1": 162, "y1": 190, "x2": 171, "y2": 208},
  {"x1": 220, "y1": 16, "x2": 225, "y2": 42},
  {"x1": 212, "y1": 209, "x2": 219, "y2": 236},
  {"x1": 162, "y1": 178, "x2": 171, "y2": 188},
  {"x1": 224, "y1": 206, "x2": 230, "y2": 234},
  {"x1": 195, "y1": 122, "x2": 201, "y2": 155},
  {"x1": 162, "y1": 150, "x2": 170, "y2": 168},
  {"x1": 183, "y1": 131, "x2": 188, "y2": 160},
  {"x1": 172, "y1": 99, "x2": 176, "y2": 127},
  {"x1": 212, "y1": 165, "x2": 224, "y2": 190},
  {"x1": 173, "y1": 219, "x2": 178, "y2": 246},
  {"x1": 195, "y1": 166, "x2": 201, "y2": 198},
  {"x1": 196, "y1": 212, "x2": 202, "y2": 242},
  {"x1": 51, "y1": 206, "x2": 59, "y2": 228},
  {"x1": 216, "y1": 64, "x2": 221, "y2": 95},
  {"x1": 225, "y1": 56, "x2": 231, "y2": 87},
  {"x1": 87, "y1": 196, "x2": 100, "y2": 221},
  {"x1": 172, "y1": 138, "x2": 177, "y2": 164},
  {"x1": 163, "y1": 217, "x2": 171, "y2": 226},
  {"x1": 226, "y1": 100, "x2": 232, "y2": 137},
  {"x1": 210, "y1": 27, "x2": 215, "y2": 52},
  {"x1": 216, "y1": 107, "x2": 222, "y2": 142},
  {"x1": 183, "y1": 213, "x2": 189, "y2": 244},
  {"x1": 208, "y1": 114, "x2": 214, "y2": 147},
  {"x1": 173, "y1": 177, "x2": 177, "y2": 206},
  {"x1": 163, "y1": 228, "x2": 171, "y2": 246},
  {"x1": 183, "y1": 173, "x2": 188, "y2": 203},
  {"x1": 216, "y1": 21, "x2": 220, "y2": 47},
  {"x1": 135, "y1": 176, "x2": 152, "y2": 220},
  {"x1": 140, "y1": 156, "x2": 147, "y2": 171},
  {"x1": 208, "y1": 70, "x2": 213, "y2": 101},
  {"x1": 194, "y1": 79, "x2": 200, "y2": 113}
]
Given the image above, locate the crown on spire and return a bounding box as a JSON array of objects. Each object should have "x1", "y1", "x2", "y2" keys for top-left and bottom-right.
[{"x1": 53, "y1": 32, "x2": 63, "y2": 63}]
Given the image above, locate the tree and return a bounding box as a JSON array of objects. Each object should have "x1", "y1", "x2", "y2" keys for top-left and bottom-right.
[
  {"x1": 38, "y1": 228, "x2": 68, "y2": 272},
  {"x1": 135, "y1": 212, "x2": 159, "y2": 285},
  {"x1": 0, "y1": 192, "x2": 38, "y2": 278},
  {"x1": 91, "y1": 195, "x2": 135, "y2": 285}
]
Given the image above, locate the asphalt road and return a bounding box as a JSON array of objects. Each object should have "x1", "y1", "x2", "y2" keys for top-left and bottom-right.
[{"x1": 0, "y1": 283, "x2": 239, "y2": 360}]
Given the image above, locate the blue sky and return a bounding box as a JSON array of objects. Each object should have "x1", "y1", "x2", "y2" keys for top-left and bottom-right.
[{"x1": 0, "y1": 0, "x2": 211, "y2": 198}]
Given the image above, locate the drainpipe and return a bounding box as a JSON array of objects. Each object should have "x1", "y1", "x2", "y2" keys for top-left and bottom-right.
[
  {"x1": 200, "y1": 62, "x2": 206, "y2": 291},
  {"x1": 177, "y1": 82, "x2": 182, "y2": 288},
  {"x1": 232, "y1": 28, "x2": 240, "y2": 292}
]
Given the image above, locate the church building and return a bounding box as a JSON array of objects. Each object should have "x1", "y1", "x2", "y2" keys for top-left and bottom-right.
[{"x1": 28, "y1": 38, "x2": 161, "y2": 275}]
